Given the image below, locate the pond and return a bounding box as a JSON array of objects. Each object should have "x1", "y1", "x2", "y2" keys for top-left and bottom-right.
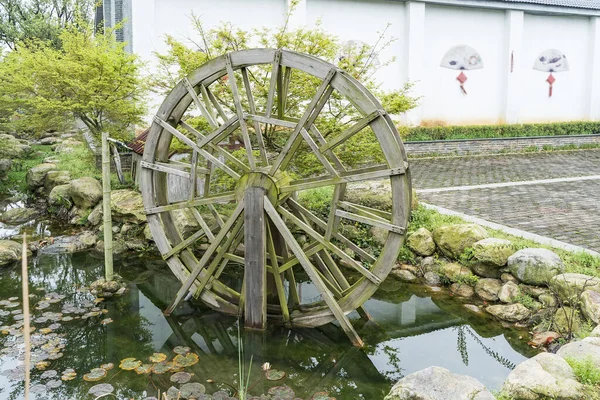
[{"x1": 0, "y1": 248, "x2": 540, "y2": 399}]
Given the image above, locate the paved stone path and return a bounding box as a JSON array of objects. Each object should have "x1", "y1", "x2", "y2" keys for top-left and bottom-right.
[{"x1": 410, "y1": 150, "x2": 600, "y2": 252}]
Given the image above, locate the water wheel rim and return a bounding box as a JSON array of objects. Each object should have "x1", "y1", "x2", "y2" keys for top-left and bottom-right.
[{"x1": 140, "y1": 48, "x2": 412, "y2": 328}]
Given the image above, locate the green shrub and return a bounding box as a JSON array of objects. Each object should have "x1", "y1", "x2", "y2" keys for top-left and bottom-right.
[
  {"x1": 405, "y1": 121, "x2": 600, "y2": 142},
  {"x1": 565, "y1": 357, "x2": 600, "y2": 386}
]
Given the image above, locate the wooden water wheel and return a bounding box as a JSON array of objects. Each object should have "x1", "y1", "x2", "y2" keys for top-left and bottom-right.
[{"x1": 141, "y1": 49, "x2": 411, "y2": 347}]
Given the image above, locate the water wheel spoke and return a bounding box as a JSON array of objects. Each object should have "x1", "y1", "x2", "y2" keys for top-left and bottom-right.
[
  {"x1": 335, "y1": 209, "x2": 405, "y2": 235},
  {"x1": 225, "y1": 54, "x2": 256, "y2": 169},
  {"x1": 188, "y1": 150, "x2": 199, "y2": 200},
  {"x1": 205, "y1": 85, "x2": 228, "y2": 121},
  {"x1": 279, "y1": 66, "x2": 292, "y2": 118},
  {"x1": 154, "y1": 116, "x2": 240, "y2": 179},
  {"x1": 320, "y1": 110, "x2": 384, "y2": 153},
  {"x1": 180, "y1": 120, "x2": 249, "y2": 173},
  {"x1": 190, "y1": 207, "x2": 215, "y2": 242},
  {"x1": 145, "y1": 191, "x2": 236, "y2": 215},
  {"x1": 266, "y1": 223, "x2": 290, "y2": 324},
  {"x1": 246, "y1": 114, "x2": 296, "y2": 129},
  {"x1": 165, "y1": 200, "x2": 245, "y2": 315},
  {"x1": 269, "y1": 68, "x2": 337, "y2": 175},
  {"x1": 278, "y1": 243, "x2": 324, "y2": 273},
  {"x1": 265, "y1": 50, "x2": 282, "y2": 119},
  {"x1": 299, "y1": 128, "x2": 339, "y2": 176},
  {"x1": 263, "y1": 198, "x2": 363, "y2": 347},
  {"x1": 277, "y1": 204, "x2": 381, "y2": 285},
  {"x1": 325, "y1": 184, "x2": 345, "y2": 241},
  {"x1": 195, "y1": 115, "x2": 239, "y2": 149},
  {"x1": 241, "y1": 67, "x2": 269, "y2": 165},
  {"x1": 183, "y1": 77, "x2": 218, "y2": 129},
  {"x1": 281, "y1": 165, "x2": 405, "y2": 193},
  {"x1": 200, "y1": 84, "x2": 218, "y2": 123},
  {"x1": 161, "y1": 228, "x2": 207, "y2": 261},
  {"x1": 338, "y1": 201, "x2": 392, "y2": 221},
  {"x1": 287, "y1": 198, "x2": 376, "y2": 264},
  {"x1": 140, "y1": 161, "x2": 208, "y2": 179},
  {"x1": 310, "y1": 125, "x2": 346, "y2": 171}
]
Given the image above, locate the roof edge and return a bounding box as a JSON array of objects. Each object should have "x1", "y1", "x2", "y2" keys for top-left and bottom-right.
[{"x1": 405, "y1": 0, "x2": 600, "y2": 16}]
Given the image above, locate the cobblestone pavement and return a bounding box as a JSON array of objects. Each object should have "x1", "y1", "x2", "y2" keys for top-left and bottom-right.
[
  {"x1": 410, "y1": 150, "x2": 600, "y2": 189},
  {"x1": 411, "y1": 150, "x2": 600, "y2": 252}
]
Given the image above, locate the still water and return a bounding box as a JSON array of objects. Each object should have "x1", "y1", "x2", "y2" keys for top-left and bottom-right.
[{"x1": 0, "y1": 250, "x2": 538, "y2": 399}]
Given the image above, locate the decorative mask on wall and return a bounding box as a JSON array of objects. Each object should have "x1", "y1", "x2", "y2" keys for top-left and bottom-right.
[
  {"x1": 533, "y1": 49, "x2": 569, "y2": 97},
  {"x1": 440, "y1": 45, "x2": 484, "y2": 95}
]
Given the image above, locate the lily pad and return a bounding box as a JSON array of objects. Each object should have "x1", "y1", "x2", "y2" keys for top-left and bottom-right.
[
  {"x1": 135, "y1": 364, "x2": 153, "y2": 374},
  {"x1": 173, "y1": 345, "x2": 191, "y2": 355},
  {"x1": 83, "y1": 368, "x2": 107, "y2": 382},
  {"x1": 166, "y1": 386, "x2": 180, "y2": 398},
  {"x1": 40, "y1": 370, "x2": 58, "y2": 379},
  {"x1": 151, "y1": 361, "x2": 171, "y2": 374},
  {"x1": 180, "y1": 383, "x2": 206, "y2": 399},
  {"x1": 89, "y1": 383, "x2": 115, "y2": 397},
  {"x1": 266, "y1": 369, "x2": 286, "y2": 381},
  {"x1": 35, "y1": 361, "x2": 50, "y2": 370},
  {"x1": 100, "y1": 318, "x2": 113, "y2": 325},
  {"x1": 119, "y1": 357, "x2": 142, "y2": 371},
  {"x1": 268, "y1": 385, "x2": 295, "y2": 400},
  {"x1": 101, "y1": 363, "x2": 114, "y2": 371},
  {"x1": 174, "y1": 352, "x2": 199, "y2": 367},
  {"x1": 149, "y1": 352, "x2": 167, "y2": 363},
  {"x1": 170, "y1": 371, "x2": 192, "y2": 384},
  {"x1": 46, "y1": 379, "x2": 62, "y2": 389}
]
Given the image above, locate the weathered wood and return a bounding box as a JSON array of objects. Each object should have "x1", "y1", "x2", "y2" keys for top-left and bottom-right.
[
  {"x1": 299, "y1": 128, "x2": 338, "y2": 176},
  {"x1": 241, "y1": 67, "x2": 269, "y2": 165},
  {"x1": 244, "y1": 187, "x2": 267, "y2": 330},
  {"x1": 335, "y1": 209, "x2": 406, "y2": 234},
  {"x1": 265, "y1": 50, "x2": 282, "y2": 118},
  {"x1": 320, "y1": 110, "x2": 383, "y2": 152},
  {"x1": 110, "y1": 143, "x2": 126, "y2": 184},
  {"x1": 246, "y1": 114, "x2": 296, "y2": 129},
  {"x1": 183, "y1": 77, "x2": 218, "y2": 129},
  {"x1": 145, "y1": 192, "x2": 236, "y2": 215},
  {"x1": 264, "y1": 198, "x2": 364, "y2": 347},
  {"x1": 101, "y1": 131, "x2": 114, "y2": 282},
  {"x1": 140, "y1": 160, "x2": 208, "y2": 179},
  {"x1": 266, "y1": 221, "x2": 290, "y2": 325}
]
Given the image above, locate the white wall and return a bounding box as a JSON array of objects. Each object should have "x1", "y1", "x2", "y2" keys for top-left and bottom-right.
[
  {"x1": 129, "y1": 0, "x2": 600, "y2": 126},
  {"x1": 421, "y1": 5, "x2": 506, "y2": 125},
  {"x1": 520, "y1": 14, "x2": 590, "y2": 122}
]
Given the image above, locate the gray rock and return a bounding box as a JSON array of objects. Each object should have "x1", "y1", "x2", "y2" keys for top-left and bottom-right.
[
  {"x1": 40, "y1": 137, "x2": 60, "y2": 145},
  {"x1": 420, "y1": 256, "x2": 437, "y2": 271},
  {"x1": 432, "y1": 224, "x2": 488, "y2": 259},
  {"x1": 508, "y1": 248, "x2": 565, "y2": 286},
  {"x1": 590, "y1": 325, "x2": 600, "y2": 338},
  {"x1": 68, "y1": 207, "x2": 89, "y2": 225},
  {"x1": 48, "y1": 184, "x2": 72, "y2": 208},
  {"x1": 472, "y1": 238, "x2": 514, "y2": 267},
  {"x1": 53, "y1": 138, "x2": 83, "y2": 153},
  {"x1": 498, "y1": 281, "x2": 521, "y2": 303},
  {"x1": 78, "y1": 231, "x2": 97, "y2": 247},
  {"x1": 172, "y1": 208, "x2": 200, "y2": 238},
  {"x1": 26, "y1": 163, "x2": 57, "y2": 188},
  {"x1": 474, "y1": 278, "x2": 502, "y2": 302},
  {"x1": 538, "y1": 293, "x2": 557, "y2": 308},
  {"x1": 112, "y1": 225, "x2": 120, "y2": 234},
  {"x1": 557, "y1": 336, "x2": 600, "y2": 366},
  {"x1": 0, "y1": 159, "x2": 11, "y2": 180},
  {"x1": 580, "y1": 290, "x2": 600, "y2": 324},
  {"x1": 424, "y1": 271, "x2": 441, "y2": 286},
  {"x1": 69, "y1": 177, "x2": 102, "y2": 209},
  {"x1": 470, "y1": 262, "x2": 502, "y2": 279},
  {"x1": 450, "y1": 283, "x2": 474, "y2": 298},
  {"x1": 38, "y1": 234, "x2": 94, "y2": 254},
  {"x1": 0, "y1": 134, "x2": 31, "y2": 158},
  {"x1": 407, "y1": 228, "x2": 436, "y2": 257},
  {"x1": 486, "y1": 303, "x2": 531, "y2": 322},
  {"x1": 549, "y1": 273, "x2": 600, "y2": 301},
  {"x1": 87, "y1": 204, "x2": 103, "y2": 226},
  {"x1": 0, "y1": 240, "x2": 23, "y2": 266},
  {"x1": 438, "y1": 263, "x2": 474, "y2": 282},
  {"x1": 110, "y1": 190, "x2": 146, "y2": 224},
  {"x1": 391, "y1": 269, "x2": 418, "y2": 283},
  {"x1": 370, "y1": 226, "x2": 388, "y2": 246},
  {"x1": 44, "y1": 170, "x2": 71, "y2": 192},
  {"x1": 553, "y1": 307, "x2": 583, "y2": 336},
  {"x1": 501, "y1": 273, "x2": 519, "y2": 284},
  {"x1": 384, "y1": 366, "x2": 495, "y2": 400},
  {"x1": 0, "y1": 207, "x2": 38, "y2": 225},
  {"x1": 501, "y1": 352, "x2": 583, "y2": 400},
  {"x1": 143, "y1": 224, "x2": 153, "y2": 241}
]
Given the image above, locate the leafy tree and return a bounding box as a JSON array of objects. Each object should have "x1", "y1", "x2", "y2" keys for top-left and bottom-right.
[
  {"x1": 0, "y1": 0, "x2": 94, "y2": 50},
  {"x1": 152, "y1": 2, "x2": 418, "y2": 175},
  {"x1": 0, "y1": 22, "x2": 147, "y2": 139}
]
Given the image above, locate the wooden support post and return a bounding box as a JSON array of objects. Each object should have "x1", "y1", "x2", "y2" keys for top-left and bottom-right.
[
  {"x1": 21, "y1": 234, "x2": 30, "y2": 400},
  {"x1": 244, "y1": 187, "x2": 267, "y2": 330},
  {"x1": 102, "y1": 131, "x2": 114, "y2": 281}
]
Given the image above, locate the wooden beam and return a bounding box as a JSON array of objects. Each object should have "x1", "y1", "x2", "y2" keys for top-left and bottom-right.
[
  {"x1": 145, "y1": 191, "x2": 236, "y2": 215},
  {"x1": 241, "y1": 67, "x2": 269, "y2": 166},
  {"x1": 320, "y1": 110, "x2": 384, "y2": 152},
  {"x1": 244, "y1": 187, "x2": 267, "y2": 330},
  {"x1": 265, "y1": 50, "x2": 282, "y2": 118},
  {"x1": 335, "y1": 209, "x2": 405, "y2": 234},
  {"x1": 183, "y1": 77, "x2": 218, "y2": 129}
]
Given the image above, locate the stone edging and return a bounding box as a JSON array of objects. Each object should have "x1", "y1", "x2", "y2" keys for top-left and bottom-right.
[{"x1": 404, "y1": 134, "x2": 600, "y2": 156}]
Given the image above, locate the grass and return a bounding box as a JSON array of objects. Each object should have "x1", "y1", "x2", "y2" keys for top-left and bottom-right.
[
  {"x1": 566, "y1": 357, "x2": 600, "y2": 386},
  {"x1": 0, "y1": 144, "x2": 53, "y2": 195}
]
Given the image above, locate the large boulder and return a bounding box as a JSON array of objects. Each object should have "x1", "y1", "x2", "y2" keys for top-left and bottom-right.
[
  {"x1": 0, "y1": 134, "x2": 31, "y2": 158},
  {"x1": 69, "y1": 177, "x2": 102, "y2": 209},
  {"x1": 553, "y1": 307, "x2": 583, "y2": 335},
  {"x1": 501, "y1": 353, "x2": 583, "y2": 400},
  {"x1": 549, "y1": 273, "x2": 600, "y2": 301},
  {"x1": 472, "y1": 238, "x2": 514, "y2": 267},
  {"x1": 432, "y1": 224, "x2": 488, "y2": 259},
  {"x1": 508, "y1": 248, "x2": 565, "y2": 286},
  {"x1": 110, "y1": 189, "x2": 146, "y2": 224},
  {"x1": 486, "y1": 303, "x2": 531, "y2": 322},
  {"x1": 48, "y1": 184, "x2": 72, "y2": 208},
  {"x1": 557, "y1": 336, "x2": 600, "y2": 366},
  {"x1": 384, "y1": 366, "x2": 495, "y2": 400},
  {"x1": 474, "y1": 278, "x2": 502, "y2": 302},
  {"x1": 0, "y1": 207, "x2": 38, "y2": 225},
  {"x1": 438, "y1": 263, "x2": 474, "y2": 282},
  {"x1": 53, "y1": 138, "x2": 83, "y2": 153},
  {"x1": 470, "y1": 262, "x2": 502, "y2": 279},
  {"x1": 0, "y1": 240, "x2": 23, "y2": 266},
  {"x1": 87, "y1": 203, "x2": 103, "y2": 226},
  {"x1": 26, "y1": 163, "x2": 57, "y2": 188},
  {"x1": 44, "y1": 170, "x2": 71, "y2": 192},
  {"x1": 581, "y1": 290, "x2": 600, "y2": 324},
  {"x1": 450, "y1": 283, "x2": 474, "y2": 298},
  {"x1": 407, "y1": 228, "x2": 436, "y2": 256}
]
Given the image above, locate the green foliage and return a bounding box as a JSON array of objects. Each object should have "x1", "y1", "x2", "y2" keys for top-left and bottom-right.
[
  {"x1": 0, "y1": 0, "x2": 94, "y2": 50},
  {"x1": 0, "y1": 144, "x2": 53, "y2": 194},
  {"x1": 0, "y1": 22, "x2": 147, "y2": 139},
  {"x1": 405, "y1": 121, "x2": 600, "y2": 142},
  {"x1": 452, "y1": 273, "x2": 479, "y2": 286},
  {"x1": 565, "y1": 357, "x2": 600, "y2": 386},
  {"x1": 514, "y1": 293, "x2": 537, "y2": 310},
  {"x1": 296, "y1": 186, "x2": 333, "y2": 220}
]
